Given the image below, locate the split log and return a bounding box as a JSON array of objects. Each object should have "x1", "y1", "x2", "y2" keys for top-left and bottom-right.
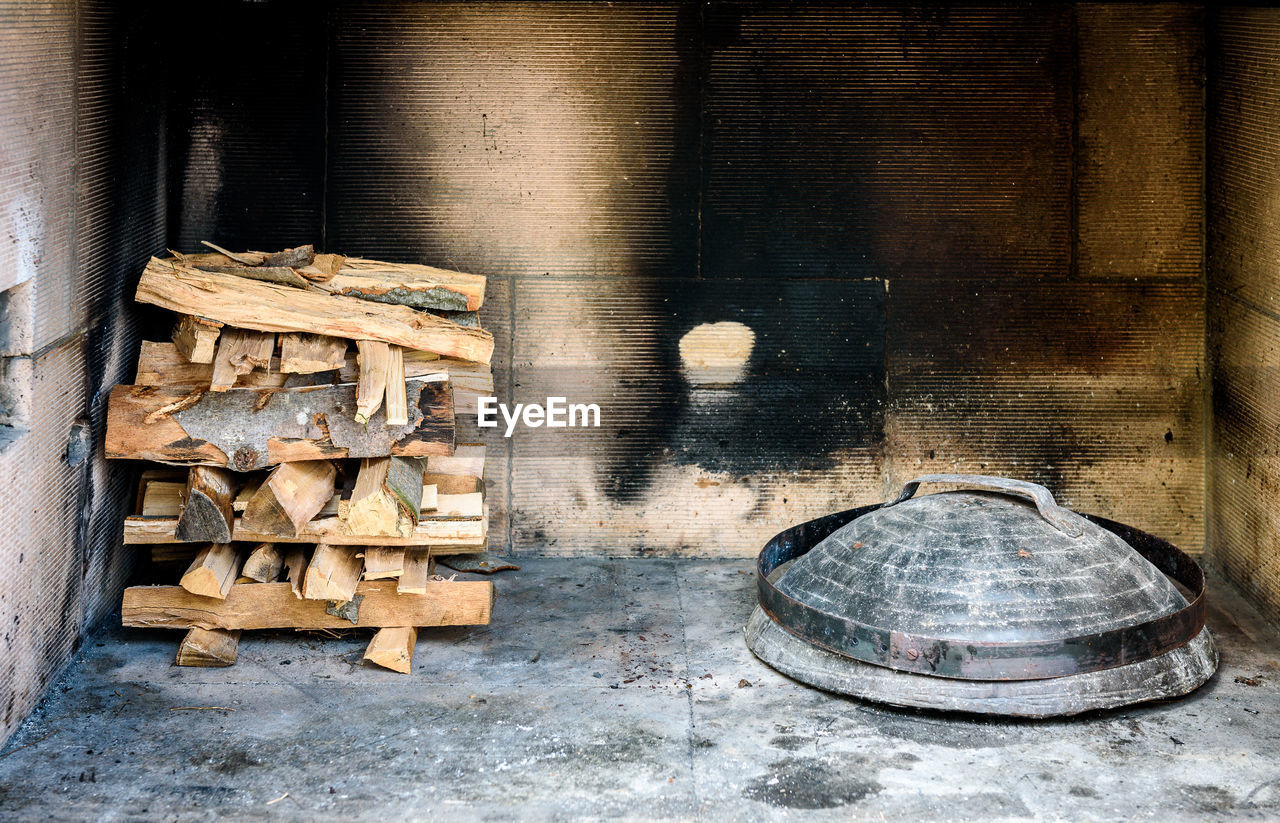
[
  {"x1": 279, "y1": 333, "x2": 347, "y2": 374},
  {"x1": 123, "y1": 512, "x2": 487, "y2": 547},
  {"x1": 241, "y1": 542, "x2": 283, "y2": 583},
  {"x1": 355, "y1": 340, "x2": 390, "y2": 424},
  {"x1": 329, "y1": 258, "x2": 486, "y2": 312},
  {"x1": 123, "y1": 578, "x2": 493, "y2": 630},
  {"x1": 421, "y1": 484, "x2": 438, "y2": 513},
  {"x1": 141, "y1": 480, "x2": 185, "y2": 516},
  {"x1": 172, "y1": 315, "x2": 222, "y2": 364},
  {"x1": 302, "y1": 544, "x2": 363, "y2": 601},
  {"x1": 136, "y1": 257, "x2": 494, "y2": 363},
  {"x1": 179, "y1": 543, "x2": 241, "y2": 600},
  {"x1": 398, "y1": 548, "x2": 433, "y2": 595},
  {"x1": 174, "y1": 466, "x2": 237, "y2": 543},
  {"x1": 241, "y1": 460, "x2": 337, "y2": 537},
  {"x1": 176, "y1": 627, "x2": 241, "y2": 667},
  {"x1": 283, "y1": 547, "x2": 308, "y2": 599},
  {"x1": 296, "y1": 253, "x2": 344, "y2": 283},
  {"x1": 104, "y1": 377, "x2": 454, "y2": 470},
  {"x1": 210, "y1": 329, "x2": 275, "y2": 391},
  {"x1": 385, "y1": 346, "x2": 408, "y2": 426},
  {"x1": 364, "y1": 627, "x2": 417, "y2": 674},
  {"x1": 339, "y1": 457, "x2": 425, "y2": 537},
  {"x1": 360, "y1": 548, "x2": 405, "y2": 580}
]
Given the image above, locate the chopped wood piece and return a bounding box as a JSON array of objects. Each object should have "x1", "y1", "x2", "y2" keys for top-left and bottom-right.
[
  {"x1": 398, "y1": 548, "x2": 432, "y2": 595},
  {"x1": 242, "y1": 460, "x2": 337, "y2": 537},
  {"x1": 302, "y1": 544, "x2": 363, "y2": 601},
  {"x1": 242, "y1": 543, "x2": 283, "y2": 583},
  {"x1": 364, "y1": 627, "x2": 417, "y2": 673},
  {"x1": 426, "y1": 445, "x2": 486, "y2": 477},
  {"x1": 194, "y1": 264, "x2": 310, "y2": 289},
  {"x1": 104, "y1": 378, "x2": 454, "y2": 470},
  {"x1": 355, "y1": 340, "x2": 390, "y2": 424},
  {"x1": 179, "y1": 543, "x2": 241, "y2": 600},
  {"x1": 296, "y1": 253, "x2": 345, "y2": 283},
  {"x1": 279, "y1": 333, "x2": 347, "y2": 374},
  {"x1": 423, "y1": 474, "x2": 482, "y2": 495},
  {"x1": 123, "y1": 512, "x2": 487, "y2": 547},
  {"x1": 172, "y1": 315, "x2": 223, "y2": 364},
  {"x1": 175, "y1": 466, "x2": 237, "y2": 543},
  {"x1": 263, "y1": 244, "x2": 315, "y2": 268},
  {"x1": 123, "y1": 578, "x2": 493, "y2": 630},
  {"x1": 283, "y1": 547, "x2": 308, "y2": 599},
  {"x1": 360, "y1": 548, "x2": 406, "y2": 580},
  {"x1": 330, "y1": 258, "x2": 486, "y2": 311},
  {"x1": 435, "y1": 492, "x2": 484, "y2": 518},
  {"x1": 421, "y1": 484, "x2": 438, "y2": 512},
  {"x1": 339, "y1": 457, "x2": 425, "y2": 538},
  {"x1": 385, "y1": 346, "x2": 408, "y2": 426},
  {"x1": 141, "y1": 480, "x2": 185, "y2": 516},
  {"x1": 136, "y1": 340, "x2": 287, "y2": 389},
  {"x1": 233, "y1": 475, "x2": 263, "y2": 512},
  {"x1": 210, "y1": 329, "x2": 275, "y2": 391},
  {"x1": 137, "y1": 257, "x2": 494, "y2": 363},
  {"x1": 200, "y1": 240, "x2": 266, "y2": 266},
  {"x1": 176, "y1": 627, "x2": 241, "y2": 667}
]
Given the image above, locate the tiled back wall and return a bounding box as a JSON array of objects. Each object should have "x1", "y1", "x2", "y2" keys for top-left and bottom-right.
[{"x1": 168, "y1": 2, "x2": 1207, "y2": 556}]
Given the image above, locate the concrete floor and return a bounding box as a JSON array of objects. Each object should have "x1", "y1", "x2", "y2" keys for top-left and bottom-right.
[{"x1": 1, "y1": 558, "x2": 1279, "y2": 822}]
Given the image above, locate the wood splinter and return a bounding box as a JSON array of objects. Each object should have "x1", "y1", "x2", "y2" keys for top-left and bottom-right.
[{"x1": 364, "y1": 627, "x2": 418, "y2": 674}]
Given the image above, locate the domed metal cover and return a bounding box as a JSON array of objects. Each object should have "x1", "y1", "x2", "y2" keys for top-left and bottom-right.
[{"x1": 745, "y1": 475, "x2": 1218, "y2": 717}]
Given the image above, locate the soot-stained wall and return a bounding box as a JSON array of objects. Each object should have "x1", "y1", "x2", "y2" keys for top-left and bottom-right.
[
  {"x1": 167, "y1": 1, "x2": 1206, "y2": 555},
  {"x1": 0, "y1": 1, "x2": 166, "y2": 741},
  {"x1": 1208, "y1": 8, "x2": 1280, "y2": 625}
]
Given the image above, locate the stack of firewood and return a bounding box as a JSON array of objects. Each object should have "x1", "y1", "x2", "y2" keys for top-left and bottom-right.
[{"x1": 104, "y1": 243, "x2": 497, "y2": 673}]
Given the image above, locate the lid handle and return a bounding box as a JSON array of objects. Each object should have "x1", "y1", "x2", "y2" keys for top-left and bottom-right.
[{"x1": 890, "y1": 474, "x2": 1083, "y2": 538}]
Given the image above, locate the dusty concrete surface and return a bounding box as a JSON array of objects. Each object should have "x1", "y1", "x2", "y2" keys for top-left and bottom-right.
[{"x1": 0, "y1": 558, "x2": 1278, "y2": 821}]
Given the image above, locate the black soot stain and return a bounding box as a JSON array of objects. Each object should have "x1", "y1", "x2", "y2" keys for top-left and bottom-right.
[{"x1": 742, "y1": 755, "x2": 883, "y2": 810}]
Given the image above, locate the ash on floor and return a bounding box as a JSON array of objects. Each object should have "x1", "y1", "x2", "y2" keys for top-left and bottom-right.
[{"x1": 1, "y1": 558, "x2": 1278, "y2": 821}]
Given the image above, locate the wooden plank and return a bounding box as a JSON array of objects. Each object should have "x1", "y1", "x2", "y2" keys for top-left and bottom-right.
[
  {"x1": 136, "y1": 257, "x2": 494, "y2": 363},
  {"x1": 385, "y1": 346, "x2": 408, "y2": 426},
  {"x1": 426, "y1": 445, "x2": 486, "y2": 477},
  {"x1": 279, "y1": 333, "x2": 348, "y2": 374},
  {"x1": 104, "y1": 378, "x2": 454, "y2": 470},
  {"x1": 364, "y1": 627, "x2": 417, "y2": 674},
  {"x1": 361, "y1": 548, "x2": 405, "y2": 580},
  {"x1": 175, "y1": 466, "x2": 237, "y2": 543},
  {"x1": 172, "y1": 315, "x2": 222, "y2": 364},
  {"x1": 176, "y1": 627, "x2": 240, "y2": 667},
  {"x1": 302, "y1": 544, "x2": 363, "y2": 601},
  {"x1": 241, "y1": 543, "x2": 283, "y2": 583},
  {"x1": 180, "y1": 544, "x2": 241, "y2": 600},
  {"x1": 124, "y1": 513, "x2": 486, "y2": 547},
  {"x1": 210, "y1": 329, "x2": 275, "y2": 392},
  {"x1": 242, "y1": 460, "x2": 337, "y2": 537},
  {"x1": 123, "y1": 578, "x2": 492, "y2": 630},
  {"x1": 398, "y1": 548, "x2": 432, "y2": 595},
  {"x1": 330, "y1": 257, "x2": 486, "y2": 312},
  {"x1": 339, "y1": 457, "x2": 425, "y2": 538}
]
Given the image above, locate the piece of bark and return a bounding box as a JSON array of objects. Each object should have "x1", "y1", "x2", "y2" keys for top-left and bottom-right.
[
  {"x1": 339, "y1": 457, "x2": 425, "y2": 537},
  {"x1": 422, "y1": 474, "x2": 482, "y2": 495},
  {"x1": 296, "y1": 253, "x2": 345, "y2": 283},
  {"x1": 174, "y1": 466, "x2": 237, "y2": 543},
  {"x1": 137, "y1": 257, "x2": 494, "y2": 363},
  {"x1": 329, "y1": 257, "x2": 486, "y2": 312},
  {"x1": 123, "y1": 578, "x2": 493, "y2": 630},
  {"x1": 179, "y1": 543, "x2": 241, "y2": 600},
  {"x1": 175, "y1": 627, "x2": 241, "y2": 667},
  {"x1": 104, "y1": 378, "x2": 454, "y2": 470},
  {"x1": 200, "y1": 240, "x2": 266, "y2": 266},
  {"x1": 283, "y1": 547, "x2": 308, "y2": 599},
  {"x1": 355, "y1": 340, "x2": 390, "y2": 424},
  {"x1": 360, "y1": 548, "x2": 406, "y2": 580},
  {"x1": 364, "y1": 627, "x2": 417, "y2": 674},
  {"x1": 397, "y1": 548, "x2": 433, "y2": 595},
  {"x1": 194, "y1": 264, "x2": 310, "y2": 290},
  {"x1": 385, "y1": 346, "x2": 408, "y2": 426},
  {"x1": 263, "y1": 244, "x2": 314, "y2": 268},
  {"x1": 426, "y1": 444, "x2": 486, "y2": 478},
  {"x1": 141, "y1": 481, "x2": 185, "y2": 516},
  {"x1": 241, "y1": 460, "x2": 337, "y2": 537},
  {"x1": 123, "y1": 512, "x2": 487, "y2": 548},
  {"x1": 279, "y1": 333, "x2": 347, "y2": 374},
  {"x1": 434, "y1": 492, "x2": 485, "y2": 518},
  {"x1": 172, "y1": 315, "x2": 223, "y2": 364},
  {"x1": 302, "y1": 544, "x2": 363, "y2": 601},
  {"x1": 241, "y1": 542, "x2": 283, "y2": 583},
  {"x1": 210, "y1": 329, "x2": 275, "y2": 392}
]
